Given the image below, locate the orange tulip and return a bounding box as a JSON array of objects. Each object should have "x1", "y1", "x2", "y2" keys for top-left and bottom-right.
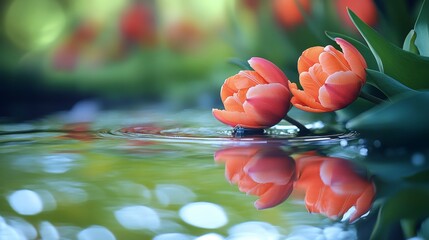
[
  {"x1": 289, "y1": 38, "x2": 367, "y2": 112},
  {"x1": 214, "y1": 146, "x2": 296, "y2": 209},
  {"x1": 336, "y1": 0, "x2": 378, "y2": 30},
  {"x1": 212, "y1": 57, "x2": 291, "y2": 129},
  {"x1": 273, "y1": 0, "x2": 311, "y2": 29},
  {"x1": 294, "y1": 152, "x2": 375, "y2": 222}
]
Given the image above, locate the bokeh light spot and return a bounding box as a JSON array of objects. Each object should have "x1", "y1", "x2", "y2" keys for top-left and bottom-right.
[
  {"x1": 179, "y1": 202, "x2": 228, "y2": 229},
  {"x1": 4, "y1": 0, "x2": 66, "y2": 50}
]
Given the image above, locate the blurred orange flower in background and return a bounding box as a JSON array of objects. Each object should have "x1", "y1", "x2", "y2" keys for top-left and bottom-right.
[
  {"x1": 336, "y1": 0, "x2": 378, "y2": 29},
  {"x1": 294, "y1": 152, "x2": 375, "y2": 222},
  {"x1": 273, "y1": 0, "x2": 311, "y2": 29},
  {"x1": 212, "y1": 57, "x2": 291, "y2": 129},
  {"x1": 164, "y1": 20, "x2": 204, "y2": 52},
  {"x1": 119, "y1": 1, "x2": 157, "y2": 46},
  {"x1": 215, "y1": 146, "x2": 296, "y2": 209},
  {"x1": 289, "y1": 38, "x2": 367, "y2": 112},
  {"x1": 51, "y1": 21, "x2": 100, "y2": 70}
]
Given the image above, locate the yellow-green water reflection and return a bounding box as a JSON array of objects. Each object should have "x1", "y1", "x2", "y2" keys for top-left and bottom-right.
[{"x1": 0, "y1": 110, "x2": 428, "y2": 240}]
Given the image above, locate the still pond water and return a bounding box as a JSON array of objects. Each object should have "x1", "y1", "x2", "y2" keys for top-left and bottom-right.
[{"x1": 1, "y1": 108, "x2": 428, "y2": 240}]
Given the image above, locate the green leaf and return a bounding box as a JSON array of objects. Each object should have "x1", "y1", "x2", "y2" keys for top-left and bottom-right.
[
  {"x1": 402, "y1": 30, "x2": 420, "y2": 54},
  {"x1": 349, "y1": 9, "x2": 429, "y2": 90},
  {"x1": 366, "y1": 69, "x2": 417, "y2": 98},
  {"x1": 325, "y1": 31, "x2": 378, "y2": 70},
  {"x1": 415, "y1": 0, "x2": 429, "y2": 56},
  {"x1": 228, "y1": 58, "x2": 251, "y2": 70},
  {"x1": 346, "y1": 91, "x2": 429, "y2": 146},
  {"x1": 370, "y1": 188, "x2": 429, "y2": 240}
]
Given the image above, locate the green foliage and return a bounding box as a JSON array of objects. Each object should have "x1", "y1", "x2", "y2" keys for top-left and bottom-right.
[
  {"x1": 402, "y1": 30, "x2": 419, "y2": 54},
  {"x1": 365, "y1": 69, "x2": 417, "y2": 99},
  {"x1": 348, "y1": 9, "x2": 429, "y2": 90},
  {"x1": 415, "y1": 0, "x2": 429, "y2": 56},
  {"x1": 346, "y1": 91, "x2": 429, "y2": 146},
  {"x1": 371, "y1": 187, "x2": 429, "y2": 240}
]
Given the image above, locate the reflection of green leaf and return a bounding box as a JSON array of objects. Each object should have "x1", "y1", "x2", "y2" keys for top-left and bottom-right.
[
  {"x1": 406, "y1": 169, "x2": 429, "y2": 183},
  {"x1": 325, "y1": 31, "x2": 378, "y2": 70},
  {"x1": 361, "y1": 157, "x2": 429, "y2": 181},
  {"x1": 371, "y1": 188, "x2": 429, "y2": 240},
  {"x1": 402, "y1": 30, "x2": 419, "y2": 54},
  {"x1": 349, "y1": 9, "x2": 429, "y2": 89},
  {"x1": 415, "y1": 0, "x2": 429, "y2": 56},
  {"x1": 366, "y1": 69, "x2": 416, "y2": 98},
  {"x1": 346, "y1": 91, "x2": 429, "y2": 146},
  {"x1": 419, "y1": 218, "x2": 429, "y2": 239}
]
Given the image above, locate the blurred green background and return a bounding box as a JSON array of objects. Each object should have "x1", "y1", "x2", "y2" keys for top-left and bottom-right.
[{"x1": 0, "y1": 0, "x2": 421, "y2": 121}]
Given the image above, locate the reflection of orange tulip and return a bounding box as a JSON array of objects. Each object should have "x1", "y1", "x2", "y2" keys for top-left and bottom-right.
[
  {"x1": 212, "y1": 57, "x2": 291, "y2": 129},
  {"x1": 294, "y1": 152, "x2": 375, "y2": 222},
  {"x1": 336, "y1": 0, "x2": 377, "y2": 30},
  {"x1": 289, "y1": 38, "x2": 367, "y2": 112},
  {"x1": 214, "y1": 146, "x2": 296, "y2": 209},
  {"x1": 60, "y1": 123, "x2": 95, "y2": 141},
  {"x1": 273, "y1": 0, "x2": 311, "y2": 29}
]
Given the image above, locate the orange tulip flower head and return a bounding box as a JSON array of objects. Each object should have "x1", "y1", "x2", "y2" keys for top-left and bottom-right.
[
  {"x1": 289, "y1": 38, "x2": 367, "y2": 112},
  {"x1": 214, "y1": 146, "x2": 296, "y2": 209},
  {"x1": 212, "y1": 57, "x2": 291, "y2": 129}
]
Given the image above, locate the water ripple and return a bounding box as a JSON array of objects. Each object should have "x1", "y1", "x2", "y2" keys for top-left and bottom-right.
[{"x1": 98, "y1": 124, "x2": 358, "y2": 146}]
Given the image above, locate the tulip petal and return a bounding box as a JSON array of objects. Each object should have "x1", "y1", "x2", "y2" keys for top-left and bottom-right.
[
  {"x1": 221, "y1": 71, "x2": 263, "y2": 102},
  {"x1": 324, "y1": 187, "x2": 356, "y2": 217},
  {"x1": 238, "y1": 70, "x2": 267, "y2": 85},
  {"x1": 224, "y1": 95, "x2": 244, "y2": 112},
  {"x1": 350, "y1": 184, "x2": 375, "y2": 222},
  {"x1": 300, "y1": 64, "x2": 328, "y2": 99},
  {"x1": 318, "y1": 71, "x2": 362, "y2": 110},
  {"x1": 243, "y1": 83, "x2": 290, "y2": 126},
  {"x1": 255, "y1": 182, "x2": 294, "y2": 209},
  {"x1": 304, "y1": 182, "x2": 324, "y2": 213},
  {"x1": 335, "y1": 38, "x2": 367, "y2": 81},
  {"x1": 298, "y1": 46, "x2": 324, "y2": 73},
  {"x1": 245, "y1": 151, "x2": 295, "y2": 185},
  {"x1": 220, "y1": 81, "x2": 235, "y2": 102},
  {"x1": 320, "y1": 158, "x2": 369, "y2": 194},
  {"x1": 214, "y1": 147, "x2": 261, "y2": 163},
  {"x1": 224, "y1": 72, "x2": 259, "y2": 90},
  {"x1": 248, "y1": 57, "x2": 289, "y2": 86},
  {"x1": 319, "y1": 46, "x2": 350, "y2": 74},
  {"x1": 289, "y1": 82, "x2": 331, "y2": 112},
  {"x1": 224, "y1": 158, "x2": 248, "y2": 184},
  {"x1": 212, "y1": 109, "x2": 265, "y2": 128}
]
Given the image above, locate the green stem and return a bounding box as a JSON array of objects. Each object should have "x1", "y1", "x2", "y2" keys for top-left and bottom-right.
[
  {"x1": 284, "y1": 115, "x2": 312, "y2": 135},
  {"x1": 359, "y1": 91, "x2": 386, "y2": 104}
]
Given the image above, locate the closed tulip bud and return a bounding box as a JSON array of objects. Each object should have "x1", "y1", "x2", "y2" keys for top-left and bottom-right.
[
  {"x1": 289, "y1": 38, "x2": 367, "y2": 112},
  {"x1": 212, "y1": 57, "x2": 291, "y2": 129}
]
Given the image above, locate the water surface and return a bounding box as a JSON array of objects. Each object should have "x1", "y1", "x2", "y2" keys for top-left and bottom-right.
[{"x1": 0, "y1": 109, "x2": 426, "y2": 240}]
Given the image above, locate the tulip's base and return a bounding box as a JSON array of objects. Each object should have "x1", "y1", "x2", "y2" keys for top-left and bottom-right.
[{"x1": 232, "y1": 126, "x2": 265, "y2": 137}]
